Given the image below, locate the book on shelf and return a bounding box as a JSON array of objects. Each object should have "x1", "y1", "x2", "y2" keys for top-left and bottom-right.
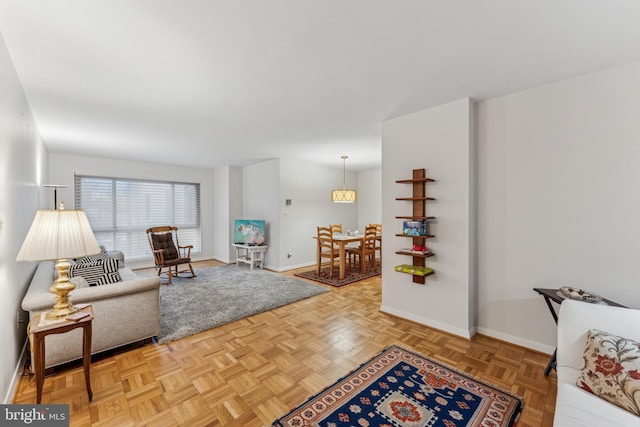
[
  {"x1": 394, "y1": 264, "x2": 434, "y2": 276},
  {"x1": 402, "y1": 220, "x2": 428, "y2": 236},
  {"x1": 399, "y1": 248, "x2": 432, "y2": 255}
]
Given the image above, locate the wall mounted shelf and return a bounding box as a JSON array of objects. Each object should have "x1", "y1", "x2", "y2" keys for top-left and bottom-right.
[{"x1": 394, "y1": 168, "x2": 436, "y2": 284}]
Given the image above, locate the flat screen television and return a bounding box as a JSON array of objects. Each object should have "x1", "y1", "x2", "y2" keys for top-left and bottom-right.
[{"x1": 233, "y1": 219, "x2": 266, "y2": 245}]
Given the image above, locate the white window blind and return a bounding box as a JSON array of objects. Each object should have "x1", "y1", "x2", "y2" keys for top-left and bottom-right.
[{"x1": 75, "y1": 175, "x2": 201, "y2": 261}]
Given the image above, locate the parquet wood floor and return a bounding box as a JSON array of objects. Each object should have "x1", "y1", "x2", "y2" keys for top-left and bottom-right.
[{"x1": 13, "y1": 260, "x2": 557, "y2": 426}]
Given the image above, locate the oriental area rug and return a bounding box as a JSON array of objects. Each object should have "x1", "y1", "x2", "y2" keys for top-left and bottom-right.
[
  {"x1": 272, "y1": 345, "x2": 524, "y2": 427},
  {"x1": 140, "y1": 265, "x2": 328, "y2": 344},
  {"x1": 295, "y1": 263, "x2": 381, "y2": 287}
]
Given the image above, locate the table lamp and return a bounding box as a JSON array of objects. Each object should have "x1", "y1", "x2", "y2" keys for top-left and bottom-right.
[{"x1": 16, "y1": 202, "x2": 101, "y2": 319}]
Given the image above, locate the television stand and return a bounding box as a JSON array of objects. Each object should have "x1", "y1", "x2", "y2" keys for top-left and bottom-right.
[{"x1": 232, "y1": 243, "x2": 268, "y2": 270}]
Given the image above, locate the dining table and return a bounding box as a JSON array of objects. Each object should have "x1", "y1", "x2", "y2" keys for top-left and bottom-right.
[{"x1": 330, "y1": 233, "x2": 382, "y2": 280}]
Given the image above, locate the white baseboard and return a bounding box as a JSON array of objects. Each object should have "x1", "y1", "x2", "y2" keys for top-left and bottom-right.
[
  {"x1": 476, "y1": 326, "x2": 554, "y2": 355},
  {"x1": 379, "y1": 305, "x2": 554, "y2": 354},
  {"x1": 272, "y1": 261, "x2": 316, "y2": 273},
  {"x1": 4, "y1": 339, "x2": 29, "y2": 404},
  {"x1": 379, "y1": 305, "x2": 475, "y2": 340}
]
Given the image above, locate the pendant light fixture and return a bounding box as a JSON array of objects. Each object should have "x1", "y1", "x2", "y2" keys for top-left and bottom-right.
[{"x1": 331, "y1": 155, "x2": 357, "y2": 203}]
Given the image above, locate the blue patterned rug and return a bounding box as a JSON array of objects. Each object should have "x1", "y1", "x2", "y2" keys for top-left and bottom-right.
[{"x1": 273, "y1": 345, "x2": 523, "y2": 427}]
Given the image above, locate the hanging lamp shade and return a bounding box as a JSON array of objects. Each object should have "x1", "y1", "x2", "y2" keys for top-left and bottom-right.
[
  {"x1": 332, "y1": 155, "x2": 357, "y2": 203},
  {"x1": 331, "y1": 189, "x2": 357, "y2": 203}
]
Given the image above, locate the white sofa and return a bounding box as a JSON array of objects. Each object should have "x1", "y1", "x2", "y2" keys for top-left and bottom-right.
[
  {"x1": 554, "y1": 299, "x2": 640, "y2": 426},
  {"x1": 22, "y1": 259, "x2": 161, "y2": 369}
]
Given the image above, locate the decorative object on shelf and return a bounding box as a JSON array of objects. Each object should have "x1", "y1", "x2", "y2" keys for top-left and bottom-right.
[
  {"x1": 272, "y1": 345, "x2": 524, "y2": 427},
  {"x1": 16, "y1": 202, "x2": 101, "y2": 319},
  {"x1": 331, "y1": 155, "x2": 357, "y2": 203},
  {"x1": 394, "y1": 264, "x2": 434, "y2": 276},
  {"x1": 396, "y1": 244, "x2": 432, "y2": 256},
  {"x1": 402, "y1": 220, "x2": 428, "y2": 236},
  {"x1": 557, "y1": 286, "x2": 603, "y2": 303},
  {"x1": 395, "y1": 168, "x2": 436, "y2": 284}
]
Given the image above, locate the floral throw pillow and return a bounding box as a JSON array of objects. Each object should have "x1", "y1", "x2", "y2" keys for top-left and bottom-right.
[{"x1": 577, "y1": 329, "x2": 640, "y2": 416}]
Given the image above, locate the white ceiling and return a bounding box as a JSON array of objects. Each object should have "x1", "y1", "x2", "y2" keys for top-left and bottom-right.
[{"x1": 2, "y1": 1, "x2": 640, "y2": 171}]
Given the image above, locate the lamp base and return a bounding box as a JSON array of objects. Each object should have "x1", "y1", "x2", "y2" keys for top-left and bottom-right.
[{"x1": 45, "y1": 259, "x2": 80, "y2": 319}]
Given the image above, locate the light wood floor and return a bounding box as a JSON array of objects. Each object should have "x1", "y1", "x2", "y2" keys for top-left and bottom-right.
[{"x1": 13, "y1": 260, "x2": 557, "y2": 426}]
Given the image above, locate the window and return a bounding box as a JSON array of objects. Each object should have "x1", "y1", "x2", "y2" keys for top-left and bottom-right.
[{"x1": 75, "y1": 175, "x2": 201, "y2": 261}]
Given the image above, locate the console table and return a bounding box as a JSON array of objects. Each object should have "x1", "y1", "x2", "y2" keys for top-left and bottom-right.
[
  {"x1": 233, "y1": 244, "x2": 268, "y2": 270},
  {"x1": 533, "y1": 287, "x2": 625, "y2": 376}
]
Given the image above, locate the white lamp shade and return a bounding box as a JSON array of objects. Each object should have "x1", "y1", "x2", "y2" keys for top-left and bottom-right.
[
  {"x1": 331, "y1": 189, "x2": 357, "y2": 203},
  {"x1": 16, "y1": 210, "x2": 101, "y2": 261}
]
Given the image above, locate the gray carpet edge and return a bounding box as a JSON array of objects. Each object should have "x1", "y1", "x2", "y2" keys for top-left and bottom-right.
[{"x1": 149, "y1": 265, "x2": 328, "y2": 344}]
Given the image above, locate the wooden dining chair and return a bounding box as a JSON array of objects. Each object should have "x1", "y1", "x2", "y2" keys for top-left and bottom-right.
[
  {"x1": 330, "y1": 224, "x2": 342, "y2": 235},
  {"x1": 317, "y1": 226, "x2": 339, "y2": 277},
  {"x1": 346, "y1": 225, "x2": 379, "y2": 273},
  {"x1": 369, "y1": 223, "x2": 382, "y2": 262}
]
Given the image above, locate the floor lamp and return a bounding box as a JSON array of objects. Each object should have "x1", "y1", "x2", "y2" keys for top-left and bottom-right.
[{"x1": 43, "y1": 184, "x2": 67, "y2": 210}]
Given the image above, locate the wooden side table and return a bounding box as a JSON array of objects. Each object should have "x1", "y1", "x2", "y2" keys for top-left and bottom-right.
[
  {"x1": 533, "y1": 288, "x2": 625, "y2": 376},
  {"x1": 30, "y1": 306, "x2": 94, "y2": 403}
]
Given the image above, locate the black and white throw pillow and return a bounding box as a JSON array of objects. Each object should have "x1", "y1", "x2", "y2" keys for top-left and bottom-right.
[
  {"x1": 75, "y1": 246, "x2": 110, "y2": 264},
  {"x1": 69, "y1": 258, "x2": 122, "y2": 286}
]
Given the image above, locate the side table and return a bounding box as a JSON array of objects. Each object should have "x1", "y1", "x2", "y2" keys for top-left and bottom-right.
[
  {"x1": 533, "y1": 288, "x2": 625, "y2": 376},
  {"x1": 232, "y1": 243, "x2": 268, "y2": 270},
  {"x1": 30, "y1": 306, "x2": 94, "y2": 404}
]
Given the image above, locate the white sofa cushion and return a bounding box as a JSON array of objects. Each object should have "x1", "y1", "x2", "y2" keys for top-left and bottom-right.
[{"x1": 554, "y1": 382, "x2": 638, "y2": 427}]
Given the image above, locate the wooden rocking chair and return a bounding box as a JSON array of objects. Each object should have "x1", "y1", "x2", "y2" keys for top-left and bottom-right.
[{"x1": 146, "y1": 226, "x2": 196, "y2": 284}]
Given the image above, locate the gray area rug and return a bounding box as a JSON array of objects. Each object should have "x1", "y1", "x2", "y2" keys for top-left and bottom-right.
[{"x1": 148, "y1": 265, "x2": 329, "y2": 344}]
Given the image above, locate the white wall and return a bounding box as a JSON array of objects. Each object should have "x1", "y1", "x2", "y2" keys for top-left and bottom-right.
[
  {"x1": 45, "y1": 153, "x2": 379, "y2": 274},
  {"x1": 212, "y1": 166, "x2": 243, "y2": 263},
  {"x1": 243, "y1": 159, "x2": 281, "y2": 269},
  {"x1": 0, "y1": 33, "x2": 48, "y2": 403},
  {"x1": 357, "y1": 168, "x2": 382, "y2": 230},
  {"x1": 381, "y1": 98, "x2": 476, "y2": 338},
  {"x1": 278, "y1": 159, "x2": 359, "y2": 271},
  {"x1": 48, "y1": 153, "x2": 216, "y2": 269},
  {"x1": 477, "y1": 60, "x2": 640, "y2": 353},
  {"x1": 240, "y1": 159, "x2": 379, "y2": 271}
]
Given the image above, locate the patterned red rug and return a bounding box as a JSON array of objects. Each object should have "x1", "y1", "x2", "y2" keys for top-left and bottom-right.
[
  {"x1": 295, "y1": 263, "x2": 381, "y2": 287},
  {"x1": 272, "y1": 345, "x2": 524, "y2": 427}
]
